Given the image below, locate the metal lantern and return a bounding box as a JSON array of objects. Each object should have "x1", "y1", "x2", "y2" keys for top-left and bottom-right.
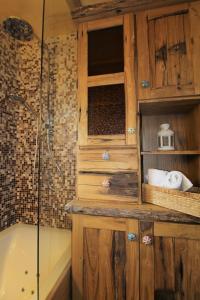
[{"x1": 158, "y1": 123, "x2": 175, "y2": 151}]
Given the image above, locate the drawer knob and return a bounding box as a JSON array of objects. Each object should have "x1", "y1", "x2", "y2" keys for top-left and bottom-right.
[
  {"x1": 127, "y1": 128, "x2": 136, "y2": 134},
  {"x1": 102, "y1": 179, "x2": 110, "y2": 188},
  {"x1": 127, "y1": 233, "x2": 137, "y2": 241},
  {"x1": 142, "y1": 235, "x2": 153, "y2": 245},
  {"x1": 102, "y1": 151, "x2": 110, "y2": 160}
]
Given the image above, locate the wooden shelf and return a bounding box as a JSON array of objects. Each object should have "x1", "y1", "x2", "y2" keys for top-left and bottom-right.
[
  {"x1": 141, "y1": 150, "x2": 200, "y2": 155},
  {"x1": 88, "y1": 72, "x2": 124, "y2": 87}
]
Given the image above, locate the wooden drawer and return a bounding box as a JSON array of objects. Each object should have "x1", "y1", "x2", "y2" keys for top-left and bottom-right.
[
  {"x1": 78, "y1": 147, "x2": 138, "y2": 173},
  {"x1": 78, "y1": 172, "x2": 138, "y2": 202}
]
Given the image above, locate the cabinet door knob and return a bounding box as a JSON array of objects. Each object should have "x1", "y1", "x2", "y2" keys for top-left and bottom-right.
[
  {"x1": 142, "y1": 235, "x2": 153, "y2": 245},
  {"x1": 102, "y1": 179, "x2": 110, "y2": 187},
  {"x1": 141, "y1": 80, "x2": 150, "y2": 88},
  {"x1": 127, "y1": 233, "x2": 137, "y2": 241}
]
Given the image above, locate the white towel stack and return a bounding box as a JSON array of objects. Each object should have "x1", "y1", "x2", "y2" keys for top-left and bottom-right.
[{"x1": 147, "y1": 169, "x2": 193, "y2": 192}]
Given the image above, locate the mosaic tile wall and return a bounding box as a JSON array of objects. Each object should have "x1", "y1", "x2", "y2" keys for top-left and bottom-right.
[
  {"x1": 38, "y1": 33, "x2": 78, "y2": 228},
  {"x1": 0, "y1": 26, "x2": 78, "y2": 230},
  {"x1": 0, "y1": 28, "x2": 20, "y2": 230},
  {"x1": 15, "y1": 39, "x2": 41, "y2": 227}
]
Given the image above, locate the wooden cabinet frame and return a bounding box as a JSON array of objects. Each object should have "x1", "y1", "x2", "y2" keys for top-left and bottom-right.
[{"x1": 78, "y1": 14, "x2": 137, "y2": 146}]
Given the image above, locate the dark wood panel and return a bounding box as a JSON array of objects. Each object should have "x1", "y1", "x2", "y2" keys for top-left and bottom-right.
[
  {"x1": 154, "y1": 237, "x2": 175, "y2": 300},
  {"x1": 108, "y1": 173, "x2": 138, "y2": 197},
  {"x1": 83, "y1": 228, "x2": 127, "y2": 300},
  {"x1": 175, "y1": 239, "x2": 200, "y2": 300}
]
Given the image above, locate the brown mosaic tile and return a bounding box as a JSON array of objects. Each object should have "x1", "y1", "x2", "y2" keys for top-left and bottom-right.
[{"x1": 0, "y1": 27, "x2": 78, "y2": 231}]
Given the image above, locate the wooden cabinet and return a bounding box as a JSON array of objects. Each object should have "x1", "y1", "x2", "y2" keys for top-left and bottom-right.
[
  {"x1": 72, "y1": 215, "x2": 139, "y2": 300},
  {"x1": 137, "y1": 2, "x2": 200, "y2": 100},
  {"x1": 77, "y1": 14, "x2": 139, "y2": 204},
  {"x1": 72, "y1": 215, "x2": 200, "y2": 300},
  {"x1": 140, "y1": 221, "x2": 200, "y2": 300},
  {"x1": 78, "y1": 14, "x2": 137, "y2": 146}
]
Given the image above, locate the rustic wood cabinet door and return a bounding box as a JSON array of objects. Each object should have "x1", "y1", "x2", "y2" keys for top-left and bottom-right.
[
  {"x1": 137, "y1": 2, "x2": 200, "y2": 100},
  {"x1": 78, "y1": 14, "x2": 137, "y2": 146},
  {"x1": 140, "y1": 222, "x2": 200, "y2": 300},
  {"x1": 72, "y1": 215, "x2": 139, "y2": 300}
]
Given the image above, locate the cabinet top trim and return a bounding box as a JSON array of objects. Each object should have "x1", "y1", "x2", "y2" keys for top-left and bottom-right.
[{"x1": 72, "y1": 0, "x2": 197, "y2": 23}]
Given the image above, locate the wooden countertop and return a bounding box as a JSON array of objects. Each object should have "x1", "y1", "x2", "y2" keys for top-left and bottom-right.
[{"x1": 65, "y1": 200, "x2": 200, "y2": 224}]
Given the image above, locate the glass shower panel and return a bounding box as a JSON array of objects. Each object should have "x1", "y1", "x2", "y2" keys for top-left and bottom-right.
[
  {"x1": 0, "y1": 0, "x2": 43, "y2": 299},
  {"x1": 39, "y1": 0, "x2": 77, "y2": 299}
]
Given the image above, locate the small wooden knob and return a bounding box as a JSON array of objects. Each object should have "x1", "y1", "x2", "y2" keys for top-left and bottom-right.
[
  {"x1": 142, "y1": 235, "x2": 153, "y2": 245},
  {"x1": 102, "y1": 179, "x2": 110, "y2": 188}
]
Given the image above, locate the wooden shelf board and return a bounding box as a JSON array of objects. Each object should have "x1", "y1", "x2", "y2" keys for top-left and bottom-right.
[
  {"x1": 88, "y1": 72, "x2": 124, "y2": 87},
  {"x1": 141, "y1": 150, "x2": 200, "y2": 155},
  {"x1": 139, "y1": 97, "x2": 200, "y2": 115}
]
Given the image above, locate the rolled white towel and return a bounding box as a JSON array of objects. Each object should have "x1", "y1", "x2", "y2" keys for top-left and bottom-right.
[
  {"x1": 148, "y1": 169, "x2": 168, "y2": 187},
  {"x1": 163, "y1": 171, "x2": 183, "y2": 190},
  {"x1": 181, "y1": 174, "x2": 193, "y2": 192},
  {"x1": 147, "y1": 169, "x2": 193, "y2": 191}
]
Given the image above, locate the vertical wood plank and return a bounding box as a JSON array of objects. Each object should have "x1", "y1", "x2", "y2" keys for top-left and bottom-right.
[
  {"x1": 178, "y1": 13, "x2": 193, "y2": 86},
  {"x1": 136, "y1": 11, "x2": 150, "y2": 99},
  {"x1": 98, "y1": 230, "x2": 115, "y2": 300},
  {"x1": 175, "y1": 239, "x2": 188, "y2": 300},
  {"x1": 83, "y1": 228, "x2": 99, "y2": 300},
  {"x1": 175, "y1": 238, "x2": 200, "y2": 300},
  {"x1": 167, "y1": 15, "x2": 179, "y2": 87},
  {"x1": 140, "y1": 221, "x2": 154, "y2": 300},
  {"x1": 98, "y1": 229, "x2": 127, "y2": 300},
  {"x1": 154, "y1": 237, "x2": 175, "y2": 299},
  {"x1": 113, "y1": 231, "x2": 127, "y2": 300},
  {"x1": 183, "y1": 11, "x2": 193, "y2": 86},
  {"x1": 185, "y1": 239, "x2": 200, "y2": 300},
  {"x1": 126, "y1": 219, "x2": 139, "y2": 300},
  {"x1": 148, "y1": 19, "x2": 156, "y2": 88},
  {"x1": 190, "y1": 1, "x2": 200, "y2": 95},
  {"x1": 78, "y1": 23, "x2": 88, "y2": 146},
  {"x1": 154, "y1": 17, "x2": 168, "y2": 88},
  {"x1": 124, "y1": 14, "x2": 137, "y2": 145},
  {"x1": 72, "y1": 215, "x2": 84, "y2": 300}
]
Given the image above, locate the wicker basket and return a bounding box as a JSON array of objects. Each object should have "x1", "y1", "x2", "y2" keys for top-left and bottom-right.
[{"x1": 143, "y1": 183, "x2": 200, "y2": 218}]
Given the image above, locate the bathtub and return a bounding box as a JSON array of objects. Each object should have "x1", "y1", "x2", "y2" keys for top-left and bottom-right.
[{"x1": 0, "y1": 223, "x2": 71, "y2": 300}]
